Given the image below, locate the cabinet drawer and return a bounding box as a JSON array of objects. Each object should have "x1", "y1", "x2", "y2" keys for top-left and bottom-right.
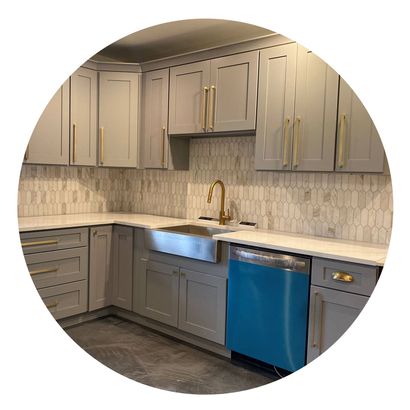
[
  {"x1": 38, "y1": 280, "x2": 88, "y2": 320},
  {"x1": 311, "y1": 258, "x2": 379, "y2": 296},
  {"x1": 20, "y1": 227, "x2": 89, "y2": 254},
  {"x1": 25, "y1": 247, "x2": 88, "y2": 289}
]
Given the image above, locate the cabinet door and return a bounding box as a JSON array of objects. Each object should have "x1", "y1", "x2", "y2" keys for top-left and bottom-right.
[
  {"x1": 70, "y1": 67, "x2": 97, "y2": 166},
  {"x1": 142, "y1": 68, "x2": 169, "y2": 168},
  {"x1": 25, "y1": 80, "x2": 69, "y2": 165},
  {"x1": 307, "y1": 285, "x2": 368, "y2": 363},
  {"x1": 139, "y1": 260, "x2": 179, "y2": 327},
  {"x1": 209, "y1": 51, "x2": 258, "y2": 133},
  {"x1": 89, "y1": 225, "x2": 112, "y2": 311},
  {"x1": 111, "y1": 225, "x2": 133, "y2": 310},
  {"x1": 335, "y1": 78, "x2": 384, "y2": 172},
  {"x1": 178, "y1": 268, "x2": 227, "y2": 344},
  {"x1": 169, "y1": 61, "x2": 210, "y2": 135},
  {"x1": 255, "y1": 44, "x2": 297, "y2": 170},
  {"x1": 293, "y1": 47, "x2": 339, "y2": 171},
  {"x1": 98, "y1": 71, "x2": 139, "y2": 167}
]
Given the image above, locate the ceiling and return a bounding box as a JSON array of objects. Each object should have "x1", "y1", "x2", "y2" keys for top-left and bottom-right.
[{"x1": 92, "y1": 19, "x2": 274, "y2": 63}]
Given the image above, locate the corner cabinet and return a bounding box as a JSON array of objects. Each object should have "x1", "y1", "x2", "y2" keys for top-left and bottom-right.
[
  {"x1": 70, "y1": 67, "x2": 97, "y2": 166},
  {"x1": 168, "y1": 51, "x2": 258, "y2": 135},
  {"x1": 98, "y1": 71, "x2": 139, "y2": 167},
  {"x1": 24, "y1": 80, "x2": 70, "y2": 165},
  {"x1": 307, "y1": 258, "x2": 380, "y2": 363},
  {"x1": 335, "y1": 78, "x2": 385, "y2": 172},
  {"x1": 255, "y1": 44, "x2": 339, "y2": 171}
]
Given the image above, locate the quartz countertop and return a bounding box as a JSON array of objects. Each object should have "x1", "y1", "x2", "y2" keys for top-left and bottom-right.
[{"x1": 18, "y1": 212, "x2": 388, "y2": 266}]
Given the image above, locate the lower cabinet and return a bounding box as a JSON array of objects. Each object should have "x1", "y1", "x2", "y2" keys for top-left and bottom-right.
[
  {"x1": 136, "y1": 257, "x2": 227, "y2": 345},
  {"x1": 89, "y1": 225, "x2": 113, "y2": 311},
  {"x1": 306, "y1": 257, "x2": 379, "y2": 363}
]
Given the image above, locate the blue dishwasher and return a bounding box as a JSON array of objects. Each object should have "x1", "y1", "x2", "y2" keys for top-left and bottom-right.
[{"x1": 226, "y1": 245, "x2": 310, "y2": 373}]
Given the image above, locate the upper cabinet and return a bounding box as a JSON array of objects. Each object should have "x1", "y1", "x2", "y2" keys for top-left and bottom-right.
[
  {"x1": 70, "y1": 67, "x2": 97, "y2": 166},
  {"x1": 255, "y1": 44, "x2": 297, "y2": 170},
  {"x1": 169, "y1": 51, "x2": 258, "y2": 135},
  {"x1": 98, "y1": 71, "x2": 139, "y2": 168},
  {"x1": 335, "y1": 78, "x2": 384, "y2": 173},
  {"x1": 141, "y1": 68, "x2": 169, "y2": 169},
  {"x1": 255, "y1": 44, "x2": 339, "y2": 171},
  {"x1": 24, "y1": 80, "x2": 70, "y2": 165}
]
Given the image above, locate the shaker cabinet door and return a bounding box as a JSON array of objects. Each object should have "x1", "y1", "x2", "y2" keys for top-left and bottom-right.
[
  {"x1": 98, "y1": 71, "x2": 139, "y2": 167},
  {"x1": 25, "y1": 80, "x2": 69, "y2": 165},
  {"x1": 142, "y1": 68, "x2": 169, "y2": 168},
  {"x1": 335, "y1": 78, "x2": 385, "y2": 172},
  {"x1": 255, "y1": 43, "x2": 297, "y2": 170},
  {"x1": 209, "y1": 51, "x2": 258, "y2": 133},
  {"x1": 169, "y1": 61, "x2": 210, "y2": 135},
  {"x1": 293, "y1": 47, "x2": 339, "y2": 171},
  {"x1": 70, "y1": 67, "x2": 97, "y2": 166}
]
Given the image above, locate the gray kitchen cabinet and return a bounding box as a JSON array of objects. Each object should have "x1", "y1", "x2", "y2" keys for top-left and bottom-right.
[
  {"x1": 293, "y1": 46, "x2": 339, "y2": 171},
  {"x1": 89, "y1": 225, "x2": 113, "y2": 311},
  {"x1": 141, "y1": 68, "x2": 169, "y2": 168},
  {"x1": 168, "y1": 51, "x2": 258, "y2": 135},
  {"x1": 24, "y1": 79, "x2": 69, "y2": 165},
  {"x1": 137, "y1": 259, "x2": 180, "y2": 327},
  {"x1": 98, "y1": 71, "x2": 139, "y2": 167},
  {"x1": 169, "y1": 61, "x2": 210, "y2": 135},
  {"x1": 70, "y1": 67, "x2": 97, "y2": 166},
  {"x1": 307, "y1": 257, "x2": 379, "y2": 363},
  {"x1": 178, "y1": 268, "x2": 227, "y2": 344},
  {"x1": 335, "y1": 78, "x2": 385, "y2": 172},
  {"x1": 255, "y1": 43, "x2": 297, "y2": 170},
  {"x1": 111, "y1": 225, "x2": 133, "y2": 311}
]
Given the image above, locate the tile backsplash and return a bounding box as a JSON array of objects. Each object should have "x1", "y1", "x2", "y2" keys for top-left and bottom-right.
[{"x1": 18, "y1": 136, "x2": 393, "y2": 245}]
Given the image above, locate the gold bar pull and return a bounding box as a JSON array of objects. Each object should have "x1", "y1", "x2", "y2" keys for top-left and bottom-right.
[
  {"x1": 24, "y1": 145, "x2": 29, "y2": 161},
  {"x1": 29, "y1": 267, "x2": 58, "y2": 276},
  {"x1": 311, "y1": 291, "x2": 319, "y2": 347},
  {"x1": 292, "y1": 116, "x2": 301, "y2": 167},
  {"x1": 201, "y1": 86, "x2": 209, "y2": 131},
  {"x1": 46, "y1": 301, "x2": 58, "y2": 309},
  {"x1": 21, "y1": 239, "x2": 59, "y2": 248},
  {"x1": 99, "y1": 127, "x2": 104, "y2": 164},
  {"x1": 161, "y1": 126, "x2": 166, "y2": 167},
  {"x1": 282, "y1": 117, "x2": 290, "y2": 167},
  {"x1": 332, "y1": 271, "x2": 354, "y2": 283},
  {"x1": 208, "y1": 85, "x2": 216, "y2": 131},
  {"x1": 72, "y1": 123, "x2": 77, "y2": 163},
  {"x1": 311, "y1": 291, "x2": 323, "y2": 351},
  {"x1": 338, "y1": 113, "x2": 346, "y2": 168}
]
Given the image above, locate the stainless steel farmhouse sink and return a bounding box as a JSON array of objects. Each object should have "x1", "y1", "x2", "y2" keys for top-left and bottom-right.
[{"x1": 144, "y1": 224, "x2": 233, "y2": 263}]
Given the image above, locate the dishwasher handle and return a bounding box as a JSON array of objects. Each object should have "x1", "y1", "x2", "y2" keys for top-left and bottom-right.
[{"x1": 230, "y1": 246, "x2": 310, "y2": 273}]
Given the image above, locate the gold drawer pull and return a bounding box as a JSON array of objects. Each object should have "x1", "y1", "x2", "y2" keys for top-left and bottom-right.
[
  {"x1": 282, "y1": 117, "x2": 290, "y2": 167},
  {"x1": 332, "y1": 271, "x2": 354, "y2": 283},
  {"x1": 29, "y1": 267, "x2": 58, "y2": 276},
  {"x1": 46, "y1": 301, "x2": 59, "y2": 309},
  {"x1": 21, "y1": 239, "x2": 59, "y2": 248},
  {"x1": 338, "y1": 113, "x2": 346, "y2": 168},
  {"x1": 72, "y1": 123, "x2": 77, "y2": 163}
]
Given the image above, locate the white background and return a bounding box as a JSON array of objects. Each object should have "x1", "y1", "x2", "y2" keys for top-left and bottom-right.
[{"x1": 1, "y1": 0, "x2": 409, "y2": 408}]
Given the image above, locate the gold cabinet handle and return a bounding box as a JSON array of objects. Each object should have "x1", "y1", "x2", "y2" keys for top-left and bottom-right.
[
  {"x1": 292, "y1": 116, "x2": 301, "y2": 167},
  {"x1": 311, "y1": 291, "x2": 323, "y2": 350},
  {"x1": 72, "y1": 123, "x2": 77, "y2": 163},
  {"x1": 282, "y1": 117, "x2": 290, "y2": 167},
  {"x1": 46, "y1": 301, "x2": 59, "y2": 309},
  {"x1": 201, "y1": 86, "x2": 209, "y2": 131},
  {"x1": 332, "y1": 271, "x2": 354, "y2": 283},
  {"x1": 208, "y1": 85, "x2": 216, "y2": 131},
  {"x1": 21, "y1": 239, "x2": 59, "y2": 248},
  {"x1": 311, "y1": 291, "x2": 318, "y2": 348},
  {"x1": 24, "y1": 145, "x2": 29, "y2": 161},
  {"x1": 29, "y1": 267, "x2": 58, "y2": 276},
  {"x1": 99, "y1": 127, "x2": 104, "y2": 164},
  {"x1": 338, "y1": 113, "x2": 346, "y2": 168},
  {"x1": 161, "y1": 126, "x2": 166, "y2": 167}
]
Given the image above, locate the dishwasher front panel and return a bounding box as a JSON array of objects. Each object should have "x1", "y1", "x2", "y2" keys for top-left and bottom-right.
[{"x1": 226, "y1": 247, "x2": 310, "y2": 372}]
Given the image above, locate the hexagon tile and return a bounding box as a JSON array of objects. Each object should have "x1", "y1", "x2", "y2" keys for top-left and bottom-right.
[{"x1": 18, "y1": 136, "x2": 393, "y2": 245}]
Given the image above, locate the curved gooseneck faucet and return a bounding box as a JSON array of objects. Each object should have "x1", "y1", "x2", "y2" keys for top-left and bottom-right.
[{"x1": 207, "y1": 179, "x2": 231, "y2": 225}]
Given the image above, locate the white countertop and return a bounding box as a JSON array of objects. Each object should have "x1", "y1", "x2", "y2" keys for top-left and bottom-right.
[{"x1": 18, "y1": 212, "x2": 388, "y2": 266}]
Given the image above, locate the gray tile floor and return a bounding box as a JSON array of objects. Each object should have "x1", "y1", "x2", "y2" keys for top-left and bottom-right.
[{"x1": 65, "y1": 316, "x2": 275, "y2": 394}]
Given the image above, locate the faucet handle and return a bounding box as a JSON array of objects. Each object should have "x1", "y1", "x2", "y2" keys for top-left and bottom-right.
[{"x1": 223, "y1": 208, "x2": 231, "y2": 221}]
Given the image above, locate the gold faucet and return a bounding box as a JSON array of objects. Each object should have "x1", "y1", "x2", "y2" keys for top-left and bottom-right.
[{"x1": 207, "y1": 179, "x2": 231, "y2": 225}]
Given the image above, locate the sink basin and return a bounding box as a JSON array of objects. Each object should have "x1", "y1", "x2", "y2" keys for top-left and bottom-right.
[{"x1": 144, "y1": 224, "x2": 233, "y2": 263}]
